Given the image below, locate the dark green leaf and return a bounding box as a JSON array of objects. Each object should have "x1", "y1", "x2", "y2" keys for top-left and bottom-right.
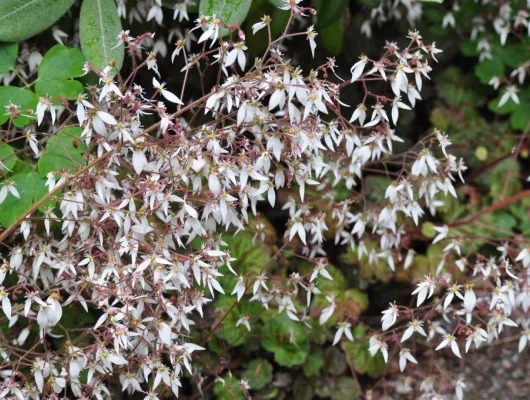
[
  {"x1": 214, "y1": 376, "x2": 245, "y2": 400},
  {"x1": 0, "y1": 43, "x2": 18, "y2": 74},
  {"x1": 0, "y1": 86, "x2": 39, "y2": 127},
  {"x1": 0, "y1": 0, "x2": 74, "y2": 42},
  {"x1": 314, "y1": 0, "x2": 348, "y2": 28},
  {"x1": 474, "y1": 59, "x2": 504, "y2": 85},
  {"x1": 261, "y1": 316, "x2": 310, "y2": 366},
  {"x1": 199, "y1": 0, "x2": 252, "y2": 37},
  {"x1": 332, "y1": 377, "x2": 360, "y2": 400},
  {"x1": 510, "y1": 102, "x2": 530, "y2": 131},
  {"x1": 38, "y1": 126, "x2": 86, "y2": 177},
  {"x1": 80, "y1": 0, "x2": 124, "y2": 72},
  {"x1": 303, "y1": 348, "x2": 324, "y2": 377},
  {"x1": 319, "y1": 13, "x2": 345, "y2": 55}
]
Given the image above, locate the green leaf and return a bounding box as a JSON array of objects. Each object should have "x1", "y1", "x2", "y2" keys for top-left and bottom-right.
[
  {"x1": 38, "y1": 126, "x2": 86, "y2": 177},
  {"x1": 0, "y1": 0, "x2": 74, "y2": 42},
  {"x1": 0, "y1": 86, "x2": 39, "y2": 127},
  {"x1": 37, "y1": 45, "x2": 85, "y2": 80},
  {"x1": 510, "y1": 102, "x2": 530, "y2": 131},
  {"x1": 319, "y1": 12, "x2": 345, "y2": 55},
  {"x1": 332, "y1": 377, "x2": 360, "y2": 400},
  {"x1": 0, "y1": 142, "x2": 17, "y2": 172},
  {"x1": 267, "y1": 0, "x2": 283, "y2": 7},
  {"x1": 242, "y1": 359, "x2": 273, "y2": 389},
  {"x1": 35, "y1": 44, "x2": 85, "y2": 99},
  {"x1": 323, "y1": 346, "x2": 347, "y2": 375},
  {"x1": 80, "y1": 0, "x2": 124, "y2": 72},
  {"x1": 343, "y1": 326, "x2": 387, "y2": 378},
  {"x1": 474, "y1": 59, "x2": 504, "y2": 85},
  {"x1": 314, "y1": 0, "x2": 348, "y2": 28},
  {"x1": 0, "y1": 171, "x2": 47, "y2": 227},
  {"x1": 214, "y1": 376, "x2": 245, "y2": 400},
  {"x1": 0, "y1": 43, "x2": 18, "y2": 74},
  {"x1": 261, "y1": 316, "x2": 310, "y2": 367},
  {"x1": 199, "y1": 0, "x2": 252, "y2": 37},
  {"x1": 303, "y1": 348, "x2": 324, "y2": 377}
]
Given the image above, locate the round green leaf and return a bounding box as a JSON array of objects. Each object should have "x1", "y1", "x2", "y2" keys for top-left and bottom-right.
[
  {"x1": 35, "y1": 44, "x2": 86, "y2": 99},
  {"x1": 0, "y1": 86, "x2": 38, "y2": 127},
  {"x1": 213, "y1": 376, "x2": 245, "y2": 400},
  {"x1": 0, "y1": 171, "x2": 47, "y2": 227},
  {"x1": 261, "y1": 316, "x2": 310, "y2": 367},
  {"x1": 80, "y1": 0, "x2": 124, "y2": 73},
  {"x1": 199, "y1": 0, "x2": 252, "y2": 37},
  {"x1": 242, "y1": 359, "x2": 273, "y2": 389},
  {"x1": 474, "y1": 59, "x2": 504, "y2": 85},
  {"x1": 37, "y1": 44, "x2": 85, "y2": 80},
  {"x1": 38, "y1": 126, "x2": 86, "y2": 177},
  {"x1": 332, "y1": 377, "x2": 360, "y2": 400},
  {"x1": 0, "y1": 43, "x2": 18, "y2": 74},
  {"x1": 0, "y1": 0, "x2": 74, "y2": 42},
  {"x1": 0, "y1": 142, "x2": 17, "y2": 172}
]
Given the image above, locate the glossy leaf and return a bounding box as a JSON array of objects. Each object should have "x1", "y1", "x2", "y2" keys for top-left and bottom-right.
[
  {"x1": 0, "y1": 170, "x2": 47, "y2": 227},
  {"x1": 35, "y1": 45, "x2": 85, "y2": 99},
  {"x1": 199, "y1": 0, "x2": 252, "y2": 37},
  {"x1": 80, "y1": 0, "x2": 124, "y2": 72},
  {"x1": 0, "y1": 86, "x2": 39, "y2": 127},
  {"x1": 0, "y1": 0, "x2": 74, "y2": 42},
  {"x1": 38, "y1": 126, "x2": 86, "y2": 177},
  {"x1": 0, "y1": 142, "x2": 17, "y2": 172},
  {"x1": 0, "y1": 43, "x2": 18, "y2": 74}
]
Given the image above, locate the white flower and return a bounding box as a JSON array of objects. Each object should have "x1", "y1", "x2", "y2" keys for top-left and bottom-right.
[
  {"x1": 319, "y1": 295, "x2": 336, "y2": 325},
  {"x1": 455, "y1": 379, "x2": 466, "y2": 400},
  {"x1": 498, "y1": 85, "x2": 520, "y2": 107},
  {"x1": 411, "y1": 149, "x2": 439, "y2": 176},
  {"x1": 401, "y1": 319, "x2": 427, "y2": 342},
  {"x1": 0, "y1": 179, "x2": 20, "y2": 205},
  {"x1": 36, "y1": 96, "x2": 56, "y2": 126},
  {"x1": 306, "y1": 25, "x2": 318, "y2": 57},
  {"x1": 231, "y1": 276, "x2": 246, "y2": 301},
  {"x1": 367, "y1": 60, "x2": 387, "y2": 81},
  {"x1": 518, "y1": 329, "x2": 530, "y2": 352},
  {"x1": 435, "y1": 333, "x2": 461, "y2": 358},
  {"x1": 351, "y1": 55, "x2": 368, "y2": 82},
  {"x1": 411, "y1": 275, "x2": 436, "y2": 307},
  {"x1": 310, "y1": 260, "x2": 333, "y2": 282},
  {"x1": 368, "y1": 336, "x2": 388, "y2": 363},
  {"x1": 381, "y1": 302, "x2": 399, "y2": 331},
  {"x1": 399, "y1": 348, "x2": 417, "y2": 372},
  {"x1": 432, "y1": 225, "x2": 449, "y2": 244},
  {"x1": 444, "y1": 284, "x2": 464, "y2": 309},
  {"x1": 350, "y1": 103, "x2": 367, "y2": 125},
  {"x1": 391, "y1": 97, "x2": 411, "y2": 125},
  {"x1": 224, "y1": 42, "x2": 247, "y2": 71},
  {"x1": 236, "y1": 315, "x2": 251, "y2": 331},
  {"x1": 153, "y1": 77, "x2": 183, "y2": 104},
  {"x1": 332, "y1": 321, "x2": 353, "y2": 345}
]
